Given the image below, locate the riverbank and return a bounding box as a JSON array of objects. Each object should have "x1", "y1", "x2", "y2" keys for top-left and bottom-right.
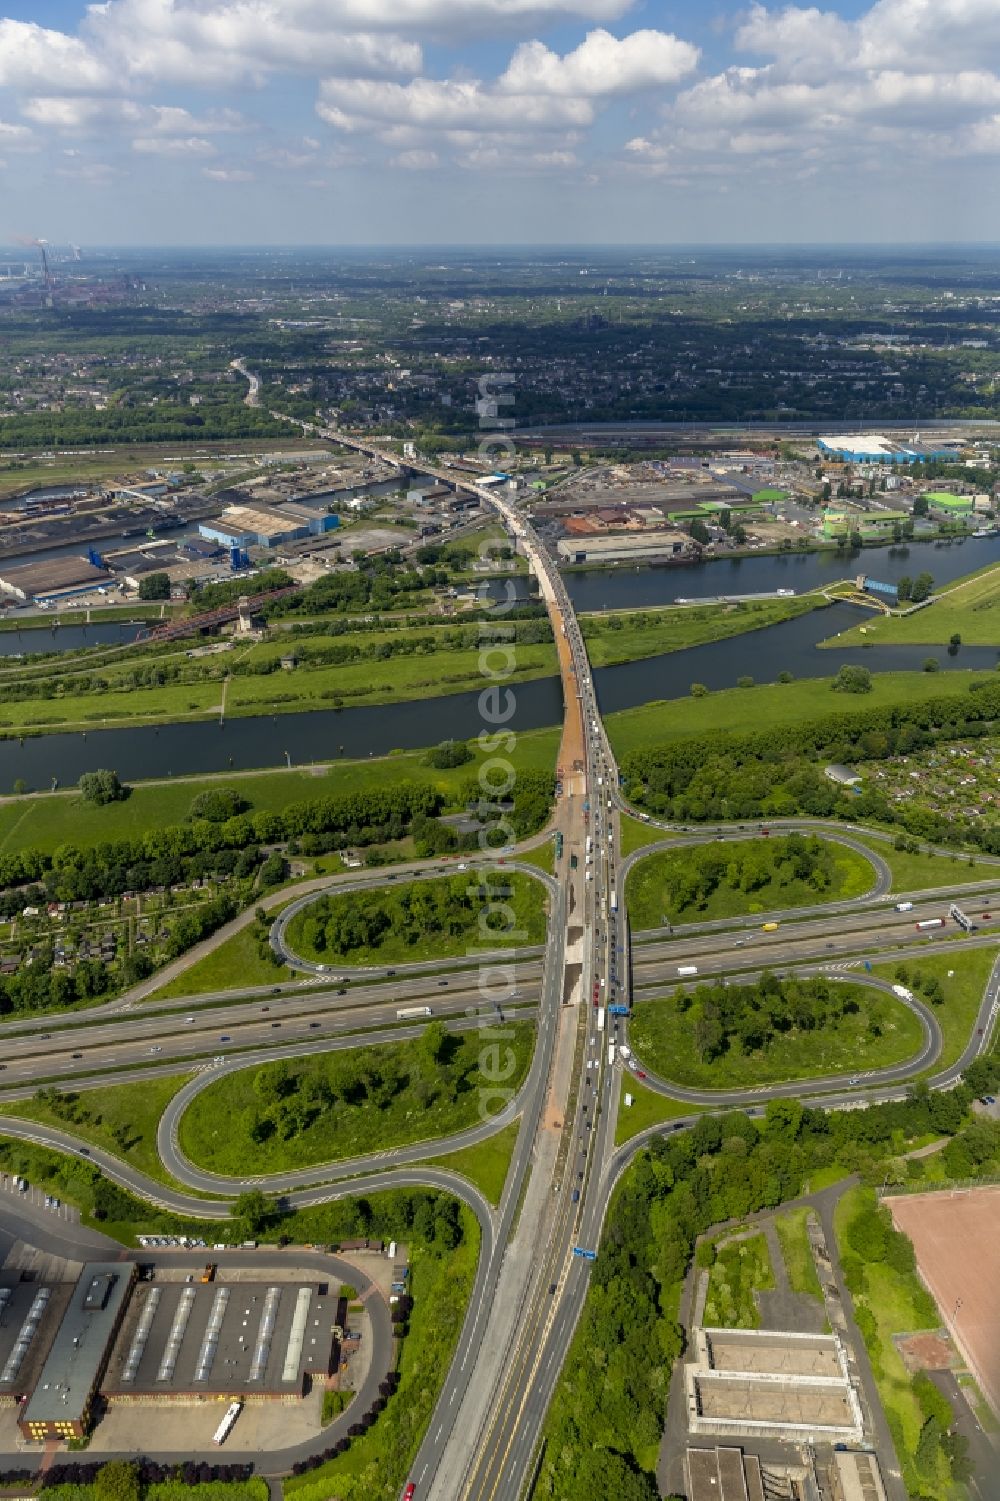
[
  {"x1": 580, "y1": 594, "x2": 823, "y2": 666},
  {"x1": 820, "y1": 561, "x2": 1000, "y2": 649}
]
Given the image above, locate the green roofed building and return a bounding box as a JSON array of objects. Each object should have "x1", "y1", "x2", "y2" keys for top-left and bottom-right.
[
  {"x1": 752, "y1": 488, "x2": 787, "y2": 503},
  {"x1": 925, "y1": 492, "x2": 974, "y2": 513}
]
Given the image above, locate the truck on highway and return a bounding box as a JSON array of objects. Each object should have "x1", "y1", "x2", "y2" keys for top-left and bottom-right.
[
  {"x1": 895, "y1": 901, "x2": 914, "y2": 912},
  {"x1": 610, "y1": 890, "x2": 618, "y2": 913},
  {"x1": 397, "y1": 1006, "x2": 432, "y2": 1020},
  {"x1": 607, "y1": 1044, "x2": 616, "y2": 1066},
  {"x1": 761, "y1": 921, "x2": 780, "y2": 932},
  {"x1": 677, "y1": 965, "x2": 699, "y2": 977},
  {"x1": 891, "y1": 984, "x2": 915, "y2": 1002},
  {"x1": 585, "y1": 835, "x2": 593, "y2": 856},
  {"x1": 916, "y1": 918, "x2": 945, "y2": 931},
  {"x1": 596, "y1": 1007, "x2": 606, "y2": 1033}
]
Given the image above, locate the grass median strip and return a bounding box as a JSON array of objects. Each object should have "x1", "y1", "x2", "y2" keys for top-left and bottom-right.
[{"x1": 423, "y1": 1118, "x2": 521, "y2": 1207}]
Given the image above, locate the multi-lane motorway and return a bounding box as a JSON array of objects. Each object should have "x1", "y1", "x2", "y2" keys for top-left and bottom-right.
[{"x1": 1, "y1": 435, "x2": 999, "y2": 1494}]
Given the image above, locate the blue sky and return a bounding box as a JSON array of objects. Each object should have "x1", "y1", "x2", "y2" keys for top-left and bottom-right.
[{"x1": 1, "y1": 0, "x2": 998, "y2": 246}]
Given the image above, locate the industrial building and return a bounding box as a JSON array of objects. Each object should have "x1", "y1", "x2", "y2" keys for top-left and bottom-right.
[
  {"x1": 102, "y1": 1277, "x2": 338, "y2": 1402},
  {"x1": 19, "y1": 1263, "x2": 135, "y2": 1441},
  {"x1": 0, "y1": 556, "x2": 112, "y2": 605},
  {"x1": 556, "y1": 530, "x2": 695, "y2": 565},
  {"x1": 199, "y1": 501, "x2": 340, "y2": 551},
  {"x1": 6, "y1": 1257, "x2": 343, "y2": 1443},
  {"x1": 685, "y1": 1444, "x2": 887, "y2": 1501},
  {"x1": 924, "y1": 491, "x2": 975, "y2": 515},
  {"x1": 818, "y1": 434, "x2": 958, "y2": 465},
  {"x1": 685, "y1": 1328, "x2": 864, "y2": 1445}
]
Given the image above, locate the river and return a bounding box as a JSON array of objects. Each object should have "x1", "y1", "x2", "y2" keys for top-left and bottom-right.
[{"x1": 0, "y1": 595, "x2": 996, "y2": 789}]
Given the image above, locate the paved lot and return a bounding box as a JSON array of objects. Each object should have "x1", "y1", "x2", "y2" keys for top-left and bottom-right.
[{"x1": 89, "y1": 1389, "x2": 324, "y2": 1455}]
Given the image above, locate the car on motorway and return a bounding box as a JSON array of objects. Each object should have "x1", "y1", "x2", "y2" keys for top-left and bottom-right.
[
  {"x1": 309, "y1": 1022, "x2": 320, "y2": 1029},
  {"x1": 71, "y1": 1052, "x2": 82, "y2": 1059},
  {"x1": 402, "y1": 1485, "x2": 416, "y2": 1501},
  {"x1": 271, "y1": 1021, "x2": 281, "y2": 1027},
  {"x1": 636, "y1": 1070, "x2": 647, "y2": 1080},
  {"x1": 40, "y1": 1033, "x2": 50, "y2": 1039},
  {"x1": 261, "y1": 1005, "x2": 270, "y2": 1012},
  {"x1": 983, "y1": 913, "x2": 992, "y2": 920},
  {"x1": 438, "y1": 979, "x2": 449, "y2": 987},
  {"x1": 184, "y1": 1016, "x2": 195, "y2": 1024},
  {"x1": 220, "y1": 1035, "x2": 231, "y2": 1042}
]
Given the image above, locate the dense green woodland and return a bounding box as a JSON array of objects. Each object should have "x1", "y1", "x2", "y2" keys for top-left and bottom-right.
[
  {"x1": 625, "y1": 679, "x2": 1000, "y2": 851},
  {"x1": 670, "y1": 973, "x2": 877, "y2": 1063},
  {"x1": 537, "y1": 1057, "x2": 1000, "y2": 1501}
]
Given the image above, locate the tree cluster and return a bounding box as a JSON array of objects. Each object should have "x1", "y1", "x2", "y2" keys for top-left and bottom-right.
[{"x1": 675, "y1": 972, "x2": 870, "y2": 1063}]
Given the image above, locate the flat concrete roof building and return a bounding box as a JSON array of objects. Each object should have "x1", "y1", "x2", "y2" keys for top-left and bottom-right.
[
  {"x1": 19, "y1": 1263, "x2": 135, "y2": 1441},
  {"x1": 818, "y1": 435, "x2": 957, "y2": 465},
  {"x1": 0, "y1": 557, "x2": 112, "y2": 604},
  {"x1": 686, "y1": 1328, "x2": 864, "y2": 1445}
]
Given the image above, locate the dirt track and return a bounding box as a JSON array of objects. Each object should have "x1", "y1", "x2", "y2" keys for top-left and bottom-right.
[{"x1": 888, "y1": 1187, "x2": 1000, "y2": 1416}]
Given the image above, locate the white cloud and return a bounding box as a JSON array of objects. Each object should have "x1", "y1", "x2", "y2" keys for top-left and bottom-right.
[
  {"x1": 0, "y1": 119, "x2": 33, "y2": 143},
  {"x1": 132, "y1": 134, "x2": 216, "y2": 155},
  {"x1": 499, "y1": 28, "x2": 699, "y2": 96},
  {"x1": 0, "y1": 19, "x2": 113, "y2": 93},
  {"x1": 202, "y1": 166, "x2": 254, "y2": 180},
  {"x1": 318, "y1": 76, "x2": 593, "y2": 132}
]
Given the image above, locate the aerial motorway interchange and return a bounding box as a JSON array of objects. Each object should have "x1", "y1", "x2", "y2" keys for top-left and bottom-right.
[{"x1": 0, "y1": 440, "x2": 997, "y2": 1501}]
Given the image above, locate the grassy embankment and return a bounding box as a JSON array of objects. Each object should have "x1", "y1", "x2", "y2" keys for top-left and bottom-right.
[
  {"x1": 614, "y1": 1075, "x2": 702, "y2": 1146},
  {"x1": 821, "y1": 562, "x2": 1000, "y2": 648},
  {"x1": 178, "y1": 1025, "x2": 535, "y2": 1174},
  {"x1": 580, "y1": 595, "x2": 824, "y2": 667},
  {"x1": 423, "y1": 1118, "x2": 521, "y2": 1206},
  {"x1": 148, "y1": 922, "x2": 293, "y2": 997},
  {"x1": 0, "y1": 726, "x2": 561, "y2": 853},
  {"x1": 619, "y1": 812, "x2": 673, "y2": 857},
  {"x1": 0, "y1": 1073, "x2": 192, "y2": 1190},
  {"x1": 703, "y1": 1232, "x2": 775, "y2": 1328},
  {"x1": 849, "y1": 833, "x2": 992, "y2": 892},
  {"x1": 605, "y1": 669, "x2": 993, "y2": 756},
  {"x1": 870, "y1": 944, "x2": 1000, "y2": 1076},
  {"x1": 283, "y1": 871, "x2": 547, "y2": 967},
  {"x1": 629, "y1": 985, "x2": 924, "y2": 1091},
  {"x1": 625, "y1": 836, "x2": 875, "y2": 928}
]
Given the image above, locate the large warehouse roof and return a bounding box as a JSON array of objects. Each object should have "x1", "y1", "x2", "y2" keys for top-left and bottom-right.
[{"x1": 20, "y1": 1264, "x2": 134, "y2": 1430}]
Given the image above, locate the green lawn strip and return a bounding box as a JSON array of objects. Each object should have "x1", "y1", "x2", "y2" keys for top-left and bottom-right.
[
  {"x1": 605, "y1": 670, "x2": 990, "y2": 757},
  {"x1": 581, "y1": 595, "x2": 823, "y2": 667},
  {"x1": 178, "y1": 1025, "x2": 535, "y2": 1175},
  {"x1": 614, "y1": 1075, "x2": 703, "y2": 1146},
  {"x1": 629, "y1": 986, "x2": 923, "y2": 1091},
  {"x1": 834, "y1": 1185, "x2": 952, "y2": 1500},
  {"x1": 148, "y1": 921, "x2": 292, "y2": 999},
  {"x1": 517, "y1": 839, "x2": 556, "y2": 876},
  {"x1": 225, "y1": 641, "x2": 559, "y2": 713},
  {"x1": 703, "y1": 1232, "x2": 775, "y2": 1329},
  {"x1": 821, "y1": 562, "x2": 1000, "y2": 648},
  {"x1": 284, "y1": 1211, "x2": 479, "y2": 1501},
  {"x1": 619, "y1": 812, "x2": 673, "y2": 857},
  {"x1": 284, "y1": 870, "x2": 547, "y2": 968},
  {"x1": 624, "y1": 836, "x2": 874, "y2": 928},
  {"x1": 803, "y1": 1163, "x2": 853, "y2": 1193},
  {"x1": 774, "y1": 1207, "x2": 823, "y2": 1301},
  {"x1": 869, "y1": 944, "x2": 1000, "y2": 1076},
  {"x1": 422, "y1": 1119, "x2": 520, "y2": 1207},
  {"x1": 848, "y1": 833, "x2": 990, "y2": 892},
  {"x1": 0, "y1": 1073, "x2": 195, "y2": 1191},
  {"x1": 41, "y1": 1478, "x2": 268, "y2": 1501},
  {"x1": 0, "y1": 727, "x2": 561, "y2": 852}
]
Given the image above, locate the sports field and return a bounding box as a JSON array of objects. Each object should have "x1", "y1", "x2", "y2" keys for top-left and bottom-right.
[{"x1": 887, "y1": 1185, "x2": 1000, "y2": 1416}]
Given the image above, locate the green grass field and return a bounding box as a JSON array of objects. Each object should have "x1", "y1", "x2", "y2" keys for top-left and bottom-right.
[
  {"x1": 774, "y1": 1207, "x2": 823, "y2": 1302},
  {"x1": 517, "y1": 840, "x2": 556, "y2": 876},
  {"x1": 178, "y1": 1024, "x2": 535, "y2": 1174},
  {"x1": 614, "y1": 1075, "x2": 700, "y2": 1146},
  {"x1": 0, "y1": 1073, "x2": 191, "y2": 1189},
  {"x1": 0, "y1": 726, "x2": 561, "y2": 851},
  {"x1": 605, "y1": 670, "x2": 993, "y2": 757},
  {"x1": 619, "y1": 813, "x2": 673, "y2": 857},
  {"x1": 870, "y1": 943, "x2": 1000, "y2": 1075},
  {"x1": 283, "y1": 870, "x2": 547, "y2": 967},
  {"x1": 629, "y1": 985, "x2": 923, "y2": 1090},
  {"x1": 148, "y1": 921, "x2": 293, "y2": 998},
  {"x1": 423, "y1": 1118, "x2": 521, "y2": 1206},
  {"x1": 625, "y1": 836, "x2": 875, "y2": 928},
  {"x1": 850, "y1": 835, "x2": 991, "y2": 893},
  {"x1": 822, "y1": 563, "x2": 1000, "y2": 647},
  {"x1": 580, "y1": 596, "x2": 824, "y2": 667},
  {"x1": 704, "y1": 1233, "x2": 775, "y2": 1328}
]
